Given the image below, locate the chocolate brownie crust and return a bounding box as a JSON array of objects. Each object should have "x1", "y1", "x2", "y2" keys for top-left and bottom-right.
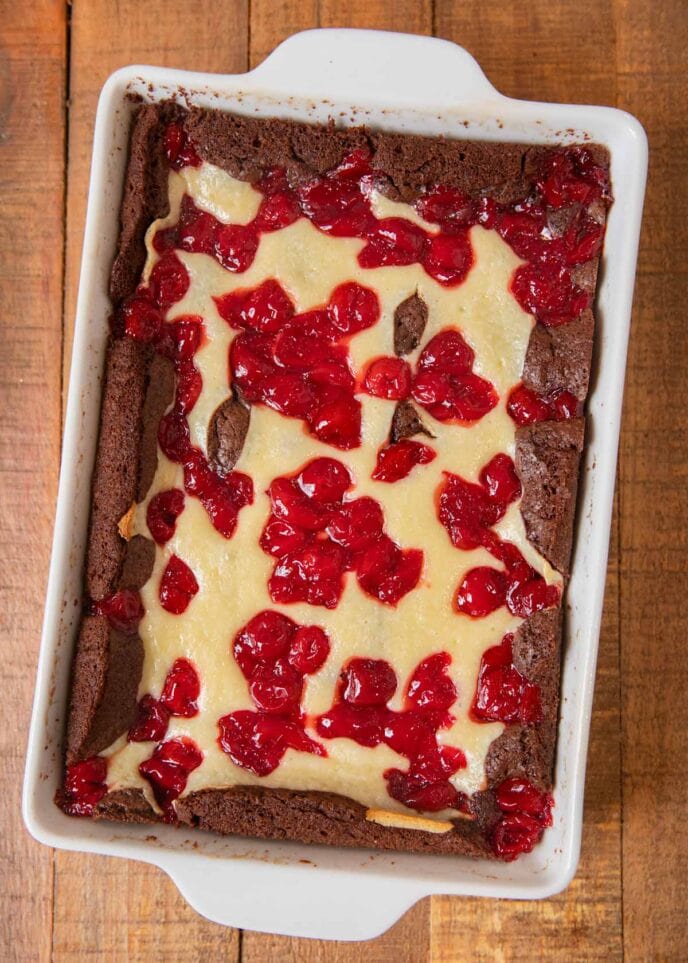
[{"x1": 62, "y1": 103, "x2": 609, "y2": 858}]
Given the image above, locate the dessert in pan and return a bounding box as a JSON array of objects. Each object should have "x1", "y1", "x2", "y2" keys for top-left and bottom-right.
[{"x1": 58, "y1": 102, "x2": 611, "y2": 861}]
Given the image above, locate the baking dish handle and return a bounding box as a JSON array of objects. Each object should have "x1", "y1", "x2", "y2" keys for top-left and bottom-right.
[
  {"x1": 248, "y1": 28, "x2": 502, "y2": 107},
  {"x1": 164, "y1": 855, "x2": 423, "y2": 941}
]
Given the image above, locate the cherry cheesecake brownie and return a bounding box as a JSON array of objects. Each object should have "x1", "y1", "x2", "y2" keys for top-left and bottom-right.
[{"x1": 57, "y1": 102, "x2": 611, "y2": 861}]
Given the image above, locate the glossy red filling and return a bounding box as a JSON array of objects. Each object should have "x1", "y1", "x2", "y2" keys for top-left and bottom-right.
[
  {"x1": 439, "y1": 454, "x2": 560, "y2": 618},
  {"x1": 62, "y1": 756, "x2": 108, "y2": 816},
  {"x1": 317, "y1": 653, "x2": 469, "y2": 813},
  {"x1": 472, "y1": 633, "x2": 542, "y2": 725},
  {"x1": 159, "y1": 554, "x2": 199, "y2": 615},
  {"x1": 372, "y1": 439, "x2": 437, "y2": 483},
  {"x1": 129, "y1": 657, "x2": 201, "y2": 743},
  {"x1": 92, "y1": 588, "x2": 144, "y2": 634},
  {"x1": 491, "y1": 777, "x2": 554, "y2": 859},
  {"x1": 260, "y1": 458, "x2": 423, "y2": 608},
  {"x1": 218, "y1": 610, "x2": 329, "y2": 776},
  {"x1": 507, "y1": 382, "x2": 580, "y2": 426},
  {"x1": 139, "y1": 737, "x2": 203, "y2": 822},
  {"x1": 216, "y1": 278, "x2": 377, "y2": 450}
]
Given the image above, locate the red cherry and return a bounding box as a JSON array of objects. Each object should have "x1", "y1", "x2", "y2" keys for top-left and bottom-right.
[
  {"x1": 506, "y1": 576, "x2": 560, "y2": 618},
  {"x1": 438, "y1": 473, "x2": 503, "y2": 551},
  {"x1": 63, "y1": 757, "x2": 108, "y2": 816},
  {"x1": 308, "y1": 395, "x2": 362, "y2": 449},
  {"x1": 214, "y1": 223, "x2": 259, "y2": 273},
  {"x1": 455, "y1": 567, "x2": 507, "y2": 617},
  {"x1": 175, "y1": 359, "x2": 202, "y2": 415},
  {"x1": 149, "y1": 253, "x2": 190, "y2": 312},
  {"x1": 233, "y1": 610, "x2": 296, "y2": 677},
  {"x1": 496, "y1": 777, "x2": 553, "y2": 820},
  {"x1": 260, "y1": 515, "x2": 310, "y2": 557},
  {"x1": 93, "y1": 589, "x2": 144, "y2": 635},
  {"x1": 418, "y1": 329, "x2": 475, "y2": 374},
  {"x1": 492, "y1": 813, "x2": 545, "y2": 859},
  {"x1": 308, "y1": 359, "x2": 355, "y2": 391},
  {"x1": 316, "y1": 703, "x2": 389, "y2": 747},
  {"x1": 288, "y1": 625, "x2": 330, "y2": 674},
  {"x1": 416, "y1": 185, "x2": 475, "y2": 229},
  {"x1": 327, "y1": 497, "x2": 384, "y2": 552},
  {"x1": 139, "y1": 737, "x2": 203, "y2": 818},
  {"x1": 163, "y1": 123, "x2": 201, "y2": 170},
  {"x1": 507, "y1": 383, "x2": 579, "y2": 426},
  {"x1": 255, "y1": 191, "x2": 301, "y2": 232},
  {"x1": 269, "y1": 477, "x2": 328, "y2": 531},
  {"x1": 423, "y1": 231, "x2": 473, "y2": 286},
  {"x1": 406, "y1": 653, "x2": 456, "y2": 714},
  {"x1": 121, "y1": 295, "x2": 162, "y2": 342},
  {"x1": 511, "y1": 261, "x2": 590, "y2": 326},
  {"x1": 328, "y1": 282, "x2": 380, "y2": 336},
  {"x1": 128, "y1": 695, "x2": 171, "y2": 743},
  {"x1": 358, "y1": 217, "x2": 428, "y2": 268},
  {"x1": 218, "y1": 711, "x2": 325, "y2": 777},
  {"x1": 341, "y1": 658, "x2": 397, "y2": 707},
  {"x1": 372, "y1": 440, "x2": 436, "y2": 483},
  {"x1": 158, "y1": 411, "x2": 191, "y2": 463},
  {"x1": 249, "y1": 658, "x2": 303, "y2": 714},
  {"x1": 363, "y1": 356, "x2": 412, "y2": 400},
  {"x1": 479, "y1": 453, "x2": 521, "y2": 505},
  {"x1": 159, "y1": 555, "x2": 199, "y2": 614},
  {"x1": 356, "y1": 537, "x2": 423, "y2": 605},
  {"x1": 384, "y1": 768, "x2": 463, "y2": 813},
  {"x1": 146, "y1": 489, "x2": 185, "y2": 545},
  {"x1": 269, "y1": 542, "x2": 347, "y2": 609},
  {"x1": 160, "y1": 658, "x2": 200, "y2": 718},
  {"x1": 263, "y1": 373, "x2": 315, "y2": 418},
  {"x1": 273, "y1": 325, "x2": 331, "y2": 370},
  {"x1": 297, "y1": 457, "x2": 352, "y2": 505}
]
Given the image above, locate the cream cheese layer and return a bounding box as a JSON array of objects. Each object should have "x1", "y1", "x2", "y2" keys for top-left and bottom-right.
[{"x1": 103, "y1": 163, "x2": 561, "y2": 821}]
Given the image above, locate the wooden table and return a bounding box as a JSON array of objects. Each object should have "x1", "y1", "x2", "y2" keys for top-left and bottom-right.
[{"x1": 2, "y1": 1, "x2": 685, "y2": 959}]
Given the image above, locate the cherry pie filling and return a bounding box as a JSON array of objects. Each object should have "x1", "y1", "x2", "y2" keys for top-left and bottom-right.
[{"x1": 69, "y1": 125, "x2": 607, "y2": 858}]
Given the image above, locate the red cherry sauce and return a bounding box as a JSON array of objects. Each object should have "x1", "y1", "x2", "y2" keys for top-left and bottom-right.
[
  {"x1": 218, "y1": 610, "x2": 329, "y2": 776},
  {"x1": 260, "y1": 457, "x2": 423, "y2": 608},
  {"x1": 507, "y1": 382, "x2": 580, "y2": 427},
  {"x1": 414, "y1": 149, "x2": 609, "y2": 327},
  {"x1": 361, "y1": 329, "x2": 498, "y2": 427},
  {"x1": 372, "y1": 439, "x2": 437, "y2": 483},
  {"x1": 129, "y1": 657, "x2": 201, "y2": 743},
  {"x1": 438, "y1": 453, "x2": 560, "y2": 618},
  {"x1": 472, "y1": 633, "x2": 541, "y2": 725},
  {"x1": 139, "y1": 737, "x2": 203, "y2": 822},
  {"x1": 317, "y1": 653, "x2": 470, "y2": 813},
  {"x1": 62, "y1": 756, "x2": 108, "y2": 816},
  {"x1": 215, "y1": 279, "x2": 378, "y2": 450},
  {"x1": 491, "y1": 776, "x2": 554, "y2": 859},
  {"x1": 159, "y1": 554, "x2": 199, "y2": 614},
  {"x1": 92, "y1": 588, "x2": 144, "y2": 634}
]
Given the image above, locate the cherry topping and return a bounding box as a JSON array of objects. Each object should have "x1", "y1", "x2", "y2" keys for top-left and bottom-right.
[
  {"x1": 121, "y1": 295, "x2": 162, "y2": 342},
  {"x1": 139, "y1": 737, "x2": 203, "y2": 821},
  {"x1": 297, "y1": 457, "x2": 352, "y2": 505},
  {"x1": 317, "y1": 652, "x2": 465, "y2": 812},
  {"x1": 328, "y1": 282, "x2": 381, "y2": 336},
  {"x1": 472, "y1": 633, "x2": 542, "y2": 725},
  {"x1": 423, "y1": 231, "x2": 473, "y2": 286},
  {"x1": 507, "y1": 383, "x2": 579, "y2": 426},
  {"x1": 148, "y1": 253, "x2": 190, "y2": 312},
  {"x1": 411, "y1": 329, "x2": 498, "y2": 424},
  {"x1": 455, "y1": 567, "x2": 507, "y2": 617},
  {"x1": 363, "y1": 356, "x2": 412, "y2": 400},
  {"x1": 159, "y1": 555, "x2": 199, "y2": 615},
  {"x1": 341, "y1": 658, "x2": 397, "y2": 707},
  {"x1": 287, "y1": 625, "x2": 330, "y2": 674},
  {"x1": 146, "y1": 489, "x2": 185, "y2": 545},
  {"x1": 372, "y1": 439, "x2": 436, "y2": 483},
  {"x1": 160, "y1": 657, "x2": 201, "y2": 717},
  {"x1": 233, "y1": 609, "x2": 296, "y2": 676},
  {"x1": 491, "y1": 777, "x2": 554, "y2": 859},
  {"x1": 93, "y1": 588, "x2": 144, "y2": 635},
  {"x1": 218, "y1": 711, "x2": 325, "y2": 777},
  {"x1": 163, "y1": 122, "x2": 202, "y2": 170},
  {"x1": 128, "y1": 694, "x2": 171, "y2": 743},
  {"x1": 327, "y1": 497, "x2": 384, "y2": 552},
  {"x1": 62, "y1": 756, "x2": 107, "y2": 816},
  {"x1": 249, "y1": 658, "x2": 304, "y2": 714},
  {"x1": 214, "y1": 223, "x2": 259, "y2": 273}
]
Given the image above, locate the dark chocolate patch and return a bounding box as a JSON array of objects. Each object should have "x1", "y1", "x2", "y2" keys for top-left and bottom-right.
[
  {"x1": 118, "y1": 534, "x2": 156, "y2": 590},
  {"x1": 207, "y1": 395, "x2": 250, "y2": 475},
  {"x1": 66, "y1": 615, "x2": 143, "y2": 765},
  {"x1": 515, "y1": 418, "x2": 585, "y2": 575},
  {"x1": 389, "y1": 400, "x2": 433, "y2": 443},
  {"x1": 394, "y1": 293, "x2": 428, "y2": 356}
]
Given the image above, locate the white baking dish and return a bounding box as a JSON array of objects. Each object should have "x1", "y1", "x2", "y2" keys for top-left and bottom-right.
[{"x1": 23, "y1": 28, "x2": 647, "y2": 941}]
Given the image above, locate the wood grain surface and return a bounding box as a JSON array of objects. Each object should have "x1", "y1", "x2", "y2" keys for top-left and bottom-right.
[{"x1": 2, "y1": 0, "x2": 685, "y2": 959}]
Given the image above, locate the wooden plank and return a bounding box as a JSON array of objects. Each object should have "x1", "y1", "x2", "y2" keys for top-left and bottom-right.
[
  {"x1": 0, "y1": 1, "x2": 66, "y2": 960},
  {"x1": 614, "y1": 0, "x2": 688, "y2": 958},
  {"x1": 430, "y1": 2, "x2": 624, "y2": 959},
  {"x1": 240, "y1": 3, "x2": 433, "y2": 960},
  {"x1": 53, "y1": 2, "x2": 248, "y2": 958}
]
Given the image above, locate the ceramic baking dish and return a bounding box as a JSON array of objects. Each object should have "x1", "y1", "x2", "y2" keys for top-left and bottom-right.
[{"x1": 23, "y1": 28, "x2": 647, "y2": 941}]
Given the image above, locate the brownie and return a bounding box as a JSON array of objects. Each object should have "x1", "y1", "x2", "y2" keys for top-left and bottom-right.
[{"x1": 60, "y1": 102, "x2": 610, "y2": 861}]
